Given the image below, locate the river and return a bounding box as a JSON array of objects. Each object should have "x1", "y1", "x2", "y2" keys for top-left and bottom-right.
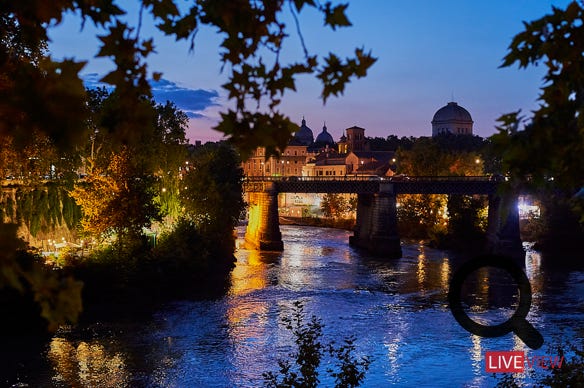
[{"x1": 6, "y1": 225, "x2": 584, "y2": 387}]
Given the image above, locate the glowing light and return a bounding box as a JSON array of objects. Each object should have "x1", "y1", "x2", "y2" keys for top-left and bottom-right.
[{"x1": 518, "y1": 197, "x2": 540, "y2": 218}]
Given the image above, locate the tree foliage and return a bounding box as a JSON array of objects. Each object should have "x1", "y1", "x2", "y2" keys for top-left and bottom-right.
[
  {"x1": 393, "y1": 136, "x2": 487, "y2": 241},
  {"x1": 1, "y1": 1, "x2": 375, "y2": 159},
  {"x1": 320, "y1": 193, "x2": 349, "y2": 219},
  {"x1": 0, "y1": 224, "x2": 83, "y2": 332},
  {"x1": 181, "y1": 142, "x2": 245, "y2": 244},
  {"x1": 396, "y1": 136, "x2": 484, "y2": 176},
  {"x1": 2, "y1": 1, "x2": 371, "y2": 332},
  {"x1": 71, "y1": 148, "x2": 159, "y2": 247},
  {"x1": 13, "y1": 184, "x2": 81, "y2": 237},
  {"x1": 263, "y1": 301, "x2": 370, "y2": 388},
  {"x1": 494, "y1": 1, "x2": 584, "y2": 221}
]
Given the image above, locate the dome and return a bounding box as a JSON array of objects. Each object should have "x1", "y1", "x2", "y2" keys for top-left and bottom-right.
[
  {"x1": 431, "y1": 101, "x2": 474, "y2": 136},
  {"x1": 315, "y1": 123, "x2": 334, "y2": 146},
  {"x1": 293, "y1": 117, "x2": 314, "y2": 146},
  {"x1": 432, "y1": 102, "x2": 473, "y2": 123}
]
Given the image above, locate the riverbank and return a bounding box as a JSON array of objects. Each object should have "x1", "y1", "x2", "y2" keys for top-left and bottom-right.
[{"x1": 279, "y1": 216, "x2": 355, "y2": 230}]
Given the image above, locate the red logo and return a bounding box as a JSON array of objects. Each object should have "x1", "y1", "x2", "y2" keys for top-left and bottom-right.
[
  {"x1": 485, "y1": 351, "x2": 525, "y2": 373},
  {"x1": 485, "y1": 351, "x2": 565, "y2": 373}
]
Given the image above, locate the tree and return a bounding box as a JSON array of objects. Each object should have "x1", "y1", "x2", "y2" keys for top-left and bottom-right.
[
  {"x1": 395, "y1": 137, "x2": 484, "y2": 177},
  {"x1": 1, "y1": 1, "x2": 375, "y2": 159},
  {"x1": 181, "y1": 142, "x2": 245, "y2": 248},
  {"x1": 495, "y1": 1, "x2": 584, "y2": 221},
  {"x1": 152, "y1": 101, "x2": 189, "y2": 223},
  {"x1": 70, "y1": 148, "x2": 159, "y2": 251},
  {"x1": 321, "y1": 193, "x2": 348, "y2": 219}
]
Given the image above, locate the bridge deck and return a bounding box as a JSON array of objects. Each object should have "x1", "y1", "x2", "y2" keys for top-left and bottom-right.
[{"x1": 243, "y1": 176, "x2": 498, "y2": 195}]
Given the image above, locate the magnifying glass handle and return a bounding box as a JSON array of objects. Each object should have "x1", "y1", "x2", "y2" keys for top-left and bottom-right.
[{"x1": 513, "y1": 319, "x2": 544, "y2": 350}]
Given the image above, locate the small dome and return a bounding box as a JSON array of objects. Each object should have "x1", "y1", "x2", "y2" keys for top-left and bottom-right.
[
  {"x1": 432, "y1": 102, "x2": 473, "y2": 123},
  {"x1": 315, "y1": 123, "x2": 334, "y2": 146},
  {"x1": 293, "y1": 117, "x2": 314, "y2": 146}
]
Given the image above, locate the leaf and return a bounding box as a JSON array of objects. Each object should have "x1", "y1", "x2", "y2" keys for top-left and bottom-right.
[{"x1": 322, "y1": 3, "x2": 352, "y2": 30}]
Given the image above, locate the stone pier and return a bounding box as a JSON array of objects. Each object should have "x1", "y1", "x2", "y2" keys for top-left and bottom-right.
[
  {"x1": 350, "y1": 182, "x2": 402, "y2": 258},
  {"x1": 244, "y1": 181, "x2": 283, "y2": 251}
]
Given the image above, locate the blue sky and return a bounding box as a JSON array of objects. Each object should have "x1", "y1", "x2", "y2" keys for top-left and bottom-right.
[{"x1": 47, "y1": 0, "x2": 571, "y2": 143}]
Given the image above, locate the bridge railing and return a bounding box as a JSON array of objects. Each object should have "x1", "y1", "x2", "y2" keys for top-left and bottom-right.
[{"x1": 244, "y1": 175, "x2": 494, "y2": 183}]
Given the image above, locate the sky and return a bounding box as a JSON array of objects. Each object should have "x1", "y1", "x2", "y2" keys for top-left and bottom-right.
[{"x1": 48, "y1": 0, "x2": 572, "y2": 143}]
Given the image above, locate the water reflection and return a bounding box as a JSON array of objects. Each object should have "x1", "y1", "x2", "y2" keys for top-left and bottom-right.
[
  {"x1": 416, "y1": 246, "x2": 427, "y2": 293},
  {"x1": 229, "y1": 249, "x2": 278, "y2": 297},
  {"x1": 48, "y1": 337, "x2": 130, "y2": 387},
  {"x1": 440, "y1": 257, "x2": 450, "y2": 291},
  {"x1": 12, "y1": 226, "x2": 583, "y2": 387}
]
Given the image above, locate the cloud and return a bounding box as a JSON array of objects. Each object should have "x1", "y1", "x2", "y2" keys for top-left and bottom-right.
[
  {"x1": 150, "y1": 79, "x2": 220, "y2": 119},
  {"x1": 82, "y1": 73, "x2": 221, "y2": 119}
]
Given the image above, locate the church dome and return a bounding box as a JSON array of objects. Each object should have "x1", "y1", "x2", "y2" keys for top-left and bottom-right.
[
  {"x1": 315, "y1": 123, "x2": 334, "y2": 146},
  {"x1": 432, "y1": 102, "x2": 473, "y2": 123},
  {"x1": 431, "y1": 101, "x2": 474, "y2": 136},
  {"x1": 293, "y1": 117, "x2": 314, "y2": 145}
]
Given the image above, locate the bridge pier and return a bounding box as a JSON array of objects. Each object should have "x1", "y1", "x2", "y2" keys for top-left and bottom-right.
[
  {"x1": 486, "y1": 194, "x2": 524, "y2": 258},
  {"x1": 350, "y1": 183, "x2": 402, "y2": 258},
  {"x1": 245, "y1": 182, "x2": 283, "y2": 251}
]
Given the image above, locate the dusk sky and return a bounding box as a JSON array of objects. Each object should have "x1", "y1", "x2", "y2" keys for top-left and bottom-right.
[{"x1": 48, "y1": 0, "x2": 570, "y2": 143}]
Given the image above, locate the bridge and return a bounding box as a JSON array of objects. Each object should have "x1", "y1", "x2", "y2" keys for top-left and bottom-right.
[{"x1": 243, "y1": 176, "x2": 522, "y2": 259}]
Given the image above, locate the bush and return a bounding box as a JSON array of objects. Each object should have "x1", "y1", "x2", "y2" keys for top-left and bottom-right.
[{"x1": 263, "y1": 301, "x2": 370, "y2": 388}]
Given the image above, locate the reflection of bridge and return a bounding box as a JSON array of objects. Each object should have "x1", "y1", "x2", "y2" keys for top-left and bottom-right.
[{"x1": 243, "y1": 176, "x2": 522, "y2": 259}]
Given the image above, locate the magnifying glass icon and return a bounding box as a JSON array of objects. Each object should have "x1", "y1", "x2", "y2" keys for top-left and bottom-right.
[{"x1": 448, "y1": 255, "x2": 544, "y2": 350}]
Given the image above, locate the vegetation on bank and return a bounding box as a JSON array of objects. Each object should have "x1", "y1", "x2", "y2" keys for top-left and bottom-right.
[
  {"x1": 263, "y1": 301, "x2": 370, "y2": 388},
  {"x1": 0, "y1": 83, "x2": 245, "y2": 329}
]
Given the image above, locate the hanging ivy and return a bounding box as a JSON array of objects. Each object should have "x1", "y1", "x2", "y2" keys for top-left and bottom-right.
[
  {"x1": 16, "y1": 188, "x2": 33, "y2": 228},
  {"x1": 6, "y1": 193, "x2": 14, "y2": 221},
  {"x1": 62, "y1": 192, "x2": 82, "y2": 230},
  {"x1": 11, "y1": 184, "x2": 81, "y2": 237},
  {"x1": 47, "y1": 183, "x2": 62, "y2": 227}
]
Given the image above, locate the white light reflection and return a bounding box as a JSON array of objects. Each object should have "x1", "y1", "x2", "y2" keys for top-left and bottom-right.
[
  {"x1": 384, "y1": 337, "x2": 402, "y2": 378},
  {"x1": 417, "y1": 243, "x2": 427, "y2": 293},
  {"x1": 382, "y1": 316, "x2": 408, "y2": 383},
  {"x1": 469, "y1": 334, "x2": 483, "y2": 376}
]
